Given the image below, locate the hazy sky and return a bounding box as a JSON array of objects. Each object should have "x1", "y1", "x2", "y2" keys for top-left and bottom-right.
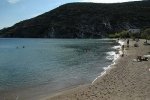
[{"x1": 0, "y1": 0, "x2": 141, "y2": 29}]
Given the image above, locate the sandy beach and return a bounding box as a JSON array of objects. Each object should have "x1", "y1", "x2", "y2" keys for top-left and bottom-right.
[{"x1": 42, "y1": 39, "x2": 150, "y2": 100}]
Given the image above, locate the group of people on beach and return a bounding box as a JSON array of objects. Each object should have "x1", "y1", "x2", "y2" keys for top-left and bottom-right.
[{"x1": 119, "y1": 38, "x2": 149, "y2": 62}]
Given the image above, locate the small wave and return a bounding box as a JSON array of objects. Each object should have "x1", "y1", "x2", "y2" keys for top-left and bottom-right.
[
  {"x1": 112, "y1": 45, "x2": 120, "y2": 49},
  {"x1": 106, "y1": 51, "x2": 116, "y2": 60},
  {"x1": 118, "y1": 40, "x2": 125, "y2": 45},
  {"x1": 92, "y1": 40, "x2": 124, "y2": 84},
  {"x1": 92, "y1": 51, "x2": 119, "y2": 84}
]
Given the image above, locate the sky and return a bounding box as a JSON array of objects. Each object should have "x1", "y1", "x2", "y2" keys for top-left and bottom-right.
[{"x1": 0, "y1": 0, "x2": 141, "y2": 29}]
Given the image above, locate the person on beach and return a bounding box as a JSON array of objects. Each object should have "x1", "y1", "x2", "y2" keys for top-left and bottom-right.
[
  {"x1": 121, "y1": 45, "x2": 124, "y2": 57},
  {"x1": 127, "y1": 39, "x2": 129, "y2": 47}
]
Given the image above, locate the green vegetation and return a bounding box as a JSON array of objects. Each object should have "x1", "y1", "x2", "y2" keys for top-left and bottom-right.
[
  {"x1": 109, "y1": 31, "x2": 129, "y2": 38},
  {"x1": 109, "y1": 28, "x2": 150, "y2": 40},
  {"x1": 109, "y1": 31, "x2": 137, "y2": 39},
  {"x1": 130, "y1": 32, "x2": 139, "y2": 40},
  {"x1": 141, "y1": 28, "x2": 150, "y2": 40}
]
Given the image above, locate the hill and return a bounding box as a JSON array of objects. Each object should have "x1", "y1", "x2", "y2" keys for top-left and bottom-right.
[{"x1": 0, "y1": 1, "x2": 150, "y2": 38}]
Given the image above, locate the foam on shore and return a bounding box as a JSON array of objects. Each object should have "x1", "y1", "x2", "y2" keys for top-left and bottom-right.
[{"x1": 92, "y1": 40, "x2": 124, "y2": 84}]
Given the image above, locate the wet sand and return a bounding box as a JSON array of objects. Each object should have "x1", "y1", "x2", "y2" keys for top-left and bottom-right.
[{"x1": 44, "y1": 39, "x2": 150, "y2": 100}]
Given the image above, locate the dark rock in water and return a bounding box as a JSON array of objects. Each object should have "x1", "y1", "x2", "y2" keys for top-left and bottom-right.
[{"x1": 0, "y1": 1, "x2": 150, "y2": 38}]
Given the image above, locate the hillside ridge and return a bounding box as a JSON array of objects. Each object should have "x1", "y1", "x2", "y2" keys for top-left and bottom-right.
[{"x1": 0, "y1": 1, "x2": 150, "y2": 38}]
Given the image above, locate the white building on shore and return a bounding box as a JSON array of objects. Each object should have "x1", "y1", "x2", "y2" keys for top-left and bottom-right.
[{"x1": 128, "y1": 29, "x2": 141, "y2": 33}]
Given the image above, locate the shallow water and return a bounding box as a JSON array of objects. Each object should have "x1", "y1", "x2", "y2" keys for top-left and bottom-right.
[{"x1": 0, "y1": 38, "x2": 118, "y2": 92}]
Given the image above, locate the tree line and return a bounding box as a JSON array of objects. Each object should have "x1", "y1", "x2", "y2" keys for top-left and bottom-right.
[{"x1": 109, "y1": 28, "x2": 150, "y2": 40}]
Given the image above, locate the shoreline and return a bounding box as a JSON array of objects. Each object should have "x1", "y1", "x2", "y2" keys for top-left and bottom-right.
[
  {"x1": 0, "y1": 39, "x2": 149, "y2": 100},
  {"x1": 40, "y1": 39, "x2": 125, "y2": 99},
  {"x1": 92, "y1": 39, "x2": 125, "y2": 84},
  {"x1": 43, "y1": 39, "x2": 124, "y2": 98},
  {"x1": 44, "y1": 39, "x2": 150, "y2": 100},
  {"x1": 0, "y1": 39, "x2": 119, "y2": 100}
]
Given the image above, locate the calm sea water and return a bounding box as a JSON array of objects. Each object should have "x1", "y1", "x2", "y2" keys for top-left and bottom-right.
[{"x1": 0, "y1": 38, "x2": 118, "y2": 92}]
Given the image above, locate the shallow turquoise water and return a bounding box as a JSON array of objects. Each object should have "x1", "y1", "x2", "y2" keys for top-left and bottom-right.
[{"x1": 0, "y1": 38, "x2": 118, "y2": 91}]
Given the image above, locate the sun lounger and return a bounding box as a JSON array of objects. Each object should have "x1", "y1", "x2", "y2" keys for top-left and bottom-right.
[
  {"x1": 142, "y1": 57, "x2": 148, "y2": 61},
  {"x1": 136, "y1": 56, "x2": 149, "y2": 62}
]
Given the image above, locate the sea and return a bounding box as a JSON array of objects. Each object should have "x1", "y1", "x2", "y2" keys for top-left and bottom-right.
[{"x1": 0, "y1": 38, "x2": 119, "y2": 99}]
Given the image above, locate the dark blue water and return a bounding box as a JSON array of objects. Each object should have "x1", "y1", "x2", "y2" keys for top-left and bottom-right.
[{"x1": 0, "y1": 38, "x2": 118, "y2": 92}]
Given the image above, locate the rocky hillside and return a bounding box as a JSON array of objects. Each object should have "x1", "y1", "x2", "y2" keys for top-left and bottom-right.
[{"x1": 0, "y1": 1, "x2": 150, "y2": 38}]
